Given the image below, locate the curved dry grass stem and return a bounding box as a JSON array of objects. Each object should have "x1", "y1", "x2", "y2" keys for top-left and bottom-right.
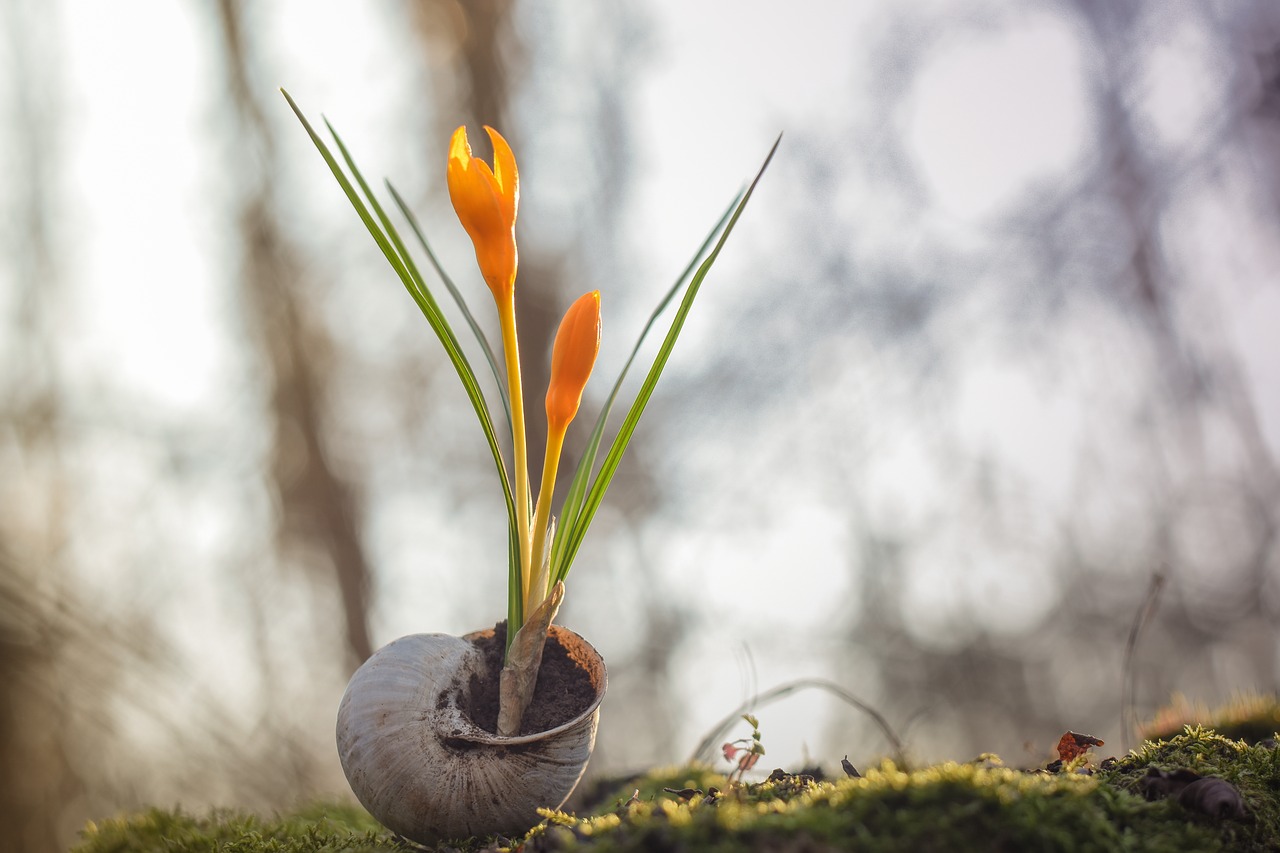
[
  {"x1": 1122, "y1": 569, "x2": 1167, "y2": 753},
  {"x1": 690, "y1": 677, "x2": 907, "y2": 769}
]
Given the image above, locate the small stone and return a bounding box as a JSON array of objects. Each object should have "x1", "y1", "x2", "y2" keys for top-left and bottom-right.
[{"x1": 1178, "y1": 777, "x2": 1246, "y2": 820}]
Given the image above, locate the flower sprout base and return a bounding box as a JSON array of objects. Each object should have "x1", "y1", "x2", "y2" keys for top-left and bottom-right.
[{"x1": 284, "y1": 89, "x2": 778, "y2": 844}]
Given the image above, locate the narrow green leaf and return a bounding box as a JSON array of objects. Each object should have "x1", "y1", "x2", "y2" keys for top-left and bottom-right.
[
  {"x1": 324, "y1": 119, "x2": 444, "y2": 334},
  {"x1": 281, "y1": 89, "x2": 524, "y2": 631},
  {"x1": 385, "y1": 181, "x2": 511, "y2": 433},
  {"x1": 548, "y1": 189, "x2": 742, "y2": 580},
  {"x1": 554, "y1": 135, "x2": 782, "y2": 580}
]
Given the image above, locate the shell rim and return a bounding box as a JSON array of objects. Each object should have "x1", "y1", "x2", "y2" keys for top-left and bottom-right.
[{"x1": 454, "y1": 623, "x2": 608, "y2": 746}]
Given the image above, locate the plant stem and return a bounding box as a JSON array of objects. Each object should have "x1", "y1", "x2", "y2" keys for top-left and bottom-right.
[
  {"x1": 527, "y1": 426, "x2": 566, "y2": 616},
  {"x1": 497, "y1": 293, "x2": 531, "y2": 612}
]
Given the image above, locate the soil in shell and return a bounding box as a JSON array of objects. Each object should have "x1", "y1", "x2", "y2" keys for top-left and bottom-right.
[{"x1": 468, "y1": 621, "x2": 597, "y2": 736}]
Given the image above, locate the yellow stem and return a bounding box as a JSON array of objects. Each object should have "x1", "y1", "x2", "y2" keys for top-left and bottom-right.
[
  {"x1": 497, "y1": 293, "x2": 532, "y2": 610},
  {"x1": 527, "y1": 426, "x2": 566, "y2": 616}
]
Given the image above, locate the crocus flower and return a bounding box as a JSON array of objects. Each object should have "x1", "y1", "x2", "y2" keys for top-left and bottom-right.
[
  {"x1": 546, "y1": 291, "x2": 602, "y2": 434},
  {"x1": 527, "y1": 291, "x2": 601, "y2": 615},
  {"x1": 448, "y1": 125, "x2": 532, "y2": 599},
  {"x1": 447, "y1": 125, "x2": 519, "y2": 300}
]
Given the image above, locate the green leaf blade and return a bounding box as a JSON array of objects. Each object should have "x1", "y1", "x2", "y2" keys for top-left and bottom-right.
[
  {"x1": 386, "y1": 181, "x2": 512, "y2": 434},
  {"x1": 552, "y1": 135, "x2": 782, "y2": 583},
  {"x1": 548, "y1": 190, "x2": 743, "y2": 580},
  {"x1": 282, "y1": 89, "x2": 524, "y2": 632}
]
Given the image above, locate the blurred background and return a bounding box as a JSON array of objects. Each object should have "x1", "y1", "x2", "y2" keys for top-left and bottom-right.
[{"x1": 4, "y1": 0, "x2": 1280, "y2": 849}]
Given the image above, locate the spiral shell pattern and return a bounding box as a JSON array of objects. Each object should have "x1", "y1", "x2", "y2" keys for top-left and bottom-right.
[{"x1": 336, "y1": 627, "x2": 606, "y2": 843}]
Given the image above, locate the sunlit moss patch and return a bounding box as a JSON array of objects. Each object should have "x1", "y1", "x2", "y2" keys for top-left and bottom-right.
[{"x1": 74, "y1": 727, "x2": 1279, "y2": 853}]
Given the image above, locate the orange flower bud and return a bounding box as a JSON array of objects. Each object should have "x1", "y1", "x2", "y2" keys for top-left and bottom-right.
[
  {"x1": 546, "y1": 291, "x2": 601, "y2": 434},
  {"x1": 446, "y1": 125, "x2": 519, "y2": 300}
]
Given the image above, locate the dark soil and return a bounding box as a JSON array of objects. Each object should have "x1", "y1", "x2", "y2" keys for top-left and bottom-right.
[{"x1": 468, "y1": 622, "x2": 598, "y2": 736}]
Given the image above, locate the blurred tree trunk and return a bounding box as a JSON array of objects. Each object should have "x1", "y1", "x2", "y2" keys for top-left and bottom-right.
[
  {"x1": 802, "y1": 0, "x2": 1280, "y2": 760},
  {"x1": 1070, "y1": 0, "x2": 1280, "y2": 706},
  {"x1": 0, "y1": 2, "x2": 81, "y2": 851},
  {"x1": 408, "y1": 0, "x2": 557, "y2": 479},
  {"x1": 213, "y1": 0, "x2": 374, "y2": 671}
]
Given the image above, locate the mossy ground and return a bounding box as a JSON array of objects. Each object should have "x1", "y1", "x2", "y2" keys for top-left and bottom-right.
[
  {"x1": 1139, "y1": 692, "x2": 1280, "y2": 746},
  {"x1": 74, "y1": 727, "x2": 1280, "y2": 853}
]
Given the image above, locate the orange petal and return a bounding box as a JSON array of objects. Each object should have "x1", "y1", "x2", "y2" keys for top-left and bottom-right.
[
  {"x1": 447, "y1": 127, "x2": 498, "y2": 237},
  {"x1": 546, "y1": 291, "x2": 601, "y2": 433},
  {"x1": 484, "y1": 126, "x2": 519, "y2": 224},
  {"x1": 447, "y1": 125, "x2": 519, "y2": 299}
]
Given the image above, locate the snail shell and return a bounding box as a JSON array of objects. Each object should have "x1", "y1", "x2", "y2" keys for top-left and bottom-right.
[{"x1": 336, "y1": 625, "x2": 607, "y2": 843}]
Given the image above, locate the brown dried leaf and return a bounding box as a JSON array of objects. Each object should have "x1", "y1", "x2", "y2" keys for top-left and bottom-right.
[{"x1": 1056, "y1": 731, "x2": 1105, "y2": 762}]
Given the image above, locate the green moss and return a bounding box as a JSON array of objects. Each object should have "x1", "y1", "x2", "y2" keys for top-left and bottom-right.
[
  {"x1": 1103, "y1": 725, "x2": 1280, "y2": 850},
  {"x1": 579, "y1": 763, "x2": 731, "y2": 811},
  {"x1": 533, "y1": 760, "x2": 1219, "y2": 852},
  {"x1": 74, "y1": 728, "x2": 1280, "y2": 853},
  {"x1": 1140, "y1": 693, "x2": 1280, "y2": 745},
  {"x1": 72, "y1": 803, "x2": 404, "y2": 853}
]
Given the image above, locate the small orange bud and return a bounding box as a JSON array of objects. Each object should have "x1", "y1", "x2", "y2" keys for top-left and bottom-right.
[
  {"x1": 546, "y1": 291, "x2": 601, "y2": 434},
  {"x1": 446, "y1": 125, "x2": 519, "y2": 300}
]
